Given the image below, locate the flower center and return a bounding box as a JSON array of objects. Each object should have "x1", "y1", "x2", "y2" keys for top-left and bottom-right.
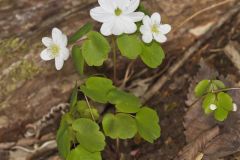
[
  {"x1": 114, "y1": 7, "x2": 122, "y2": 16},
  {"x1": 151, "y1": 24, "x2": 160, "y2": 33},
  {"x1": 49, "y1": 44, "x2": 60, "y2": 57}
]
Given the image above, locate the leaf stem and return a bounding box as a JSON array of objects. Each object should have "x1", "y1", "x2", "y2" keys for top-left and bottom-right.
[
  {"x1": 84, "y1": 95, "x2": 96, "y2": 122},
  {"x1": 189, "y1": 87, "x2": 240, "y2": 107},
  {"x1": 212, "y1": 87, "x2": 240, "y2": 93},
  {"x1": 116, "y1": 138, "x2": 120, "y2": 160},
  {"x1": 112, "y1": 37, "x2": 117, "y2": 83}
]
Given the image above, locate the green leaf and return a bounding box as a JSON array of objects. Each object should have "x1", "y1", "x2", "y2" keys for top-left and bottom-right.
[
  {"x1": 107, "y1": 88, "x2": 141, "y2": 113},
  {"x1": 76, "y1": 101, "x2": 99, "y2": 120},
  {"x1": 214, "y1": 107, "x2": 228, "y2": 121},
  {"x1": 194, "y1": 80, "x2": 210, "y2": 97},
  {"x1": 67, "y1": 145, "x2": 101, "y2": 160},
  {"x1": 135, "y1": 107, "x2": 160, "y2": 143},
  {"x1": 72, "y1": 118, "x2": 105, "y2": 152},
  {"x1": 57, "y1": 115, "x2": 74, "y2": 158},
  {"x1": 82, "y1": 31, "x2": 110, "y2": 66},
  {"x1": 69, "y1": 22, "x2": 93, "y2": 44},
  {"x1": 217, "y1": 92, "x2": 233, "y2": 111},
  {"x1": 117, "y1": 34, "x2": 142, "y2": 59},
  {"x1": 102, "y1": 113, "x2": 137, "y2": 139},
  {"x1": 140, "y1": 42, "x2": 165, "y2": 68},
  {"x1": 76, "y1": 100, "x2": 88, "y2": 115},
  {"x1": 70, "y1": 85, "x2": 78, "y2": 112},
  {"x1": 137, "y1": 3, "x2": 149, "y2": 15},
  {"x1": 72, "y1": 45, "x2": 84, "y2": 75},
  {"x1": 212, "y1": 80, "x2": 225, "y2": 89},
  {"x1": 80, "y1": 77, "x2": 114, "y2": 103},
  {"x1": 82, "y1": 108, "x2": 99, "y2": 120},
  {"x1": 202, "y1": 93, "x2": 216, "y2": 114}
]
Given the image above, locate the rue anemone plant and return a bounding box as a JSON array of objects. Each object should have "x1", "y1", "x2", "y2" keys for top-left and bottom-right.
[{"x1": 39, "y1": 0, "x2": 238, "y2": 159}]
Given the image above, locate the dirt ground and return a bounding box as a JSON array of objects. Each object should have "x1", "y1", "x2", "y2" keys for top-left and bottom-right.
[{"x1": 0, "y1": 0, "x2": 240, "y2": 160}]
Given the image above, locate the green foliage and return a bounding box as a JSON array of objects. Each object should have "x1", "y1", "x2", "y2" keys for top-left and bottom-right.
[
  {"x1": 82, "y1": 31, "x2": 110, "y2": 66},
  {"x1": 194, "y1": 80, "x2": 210, "y2": 97},
  {"x1": 196, "y1": 79, "x2": 235, "y2": 121},
  {"x1": 69, "y1": 22, "x2": 93, "y2": 44},
  {"x1": 217, "y1": 92, "x2": 233, "y2": 111},
  {"x1": 202, "y1": 93, "x2": 215, "y2": 114},
  {"x1": 135, "y1": 107, "x2": 161, "y2": 143},
  {"x1": 214, "y1": 107, "x2": 228, "y2": 121},
  {"x1": 76, "y1": 101, "x2": 99, "y2": 120},
  {"x1": 117, "y1": 34, "x2": 142, "y2": 59},
  {"x1": 137, "y1": 3, "x2": 149, "y2": 15},
  {"x1": 72, "y1": 45, "x2": 84, "y2": 75},
  {"x1": 140, "y1": 42, "x2": 165, "y2": 68},
  {"x1": 80, "y1": 77, "x2": 114, "y2": 103},
  {"x1": 57, "y1": 114, "x2": 74, "y2": 159},
  {"x1": 67, "y1": 146, "x2": 101, "y2": 160},
  {"x1": 102, "y1": 113, "x2": 137, "y2": 139},
  {"x1": 70, "y1": 84, "x2": 78, "y2": 112},
  {"x1": 107, "y1": 88, "x2": 141, "y2": 113},
  {"x1": 72, "y1": 118, "x2": 105, "y2": 152},
  {"x1": 56, "y1": 18, "x2": 166, "y2": 159},
  {"x1": 212, "y1": 80, "x2": 225, "y2": 89}
]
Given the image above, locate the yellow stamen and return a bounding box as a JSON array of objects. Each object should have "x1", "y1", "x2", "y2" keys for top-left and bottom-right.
[
  {"x1": 115, "y1": 8, "x2": 122, "y2": 16},
  {"x1": 151, "y1": 24, "x2": 160, "y2": 33},
  {"x1": 49, "y1": 44, "x2": 60, "y2": 57}
]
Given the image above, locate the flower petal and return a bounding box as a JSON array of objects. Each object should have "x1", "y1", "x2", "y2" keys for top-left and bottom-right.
[
  {"x1": 142, "y1": 15, "x2": 151, "y2": 26},
  {"x1": 55, "y1": 56, "x2": 64, "y2": 70},
  {"x1": 61, "y1": 34, "x2": 68, "y2": 46},
  {"x1": 159, "y1": 24, "x2": 171, "y2": 34},
  {"x1": 142, "y1": 33, "x2": 153, "y2": 43},
  {"x1": 90, "y1": 7, "x2": 114, "y2": 23},
  {"x1": 52, "y1": 28, "x2": 63, "y2": 44},
  {"x1": 98, "y1": 0, "x2": 115, "y2": 12},
  {"x1": 153, "y1": 33, "x2": 167, "y2": 43},
  {"x1": 40, "y1": 49, "x2": 54, "y2": 61},
  {"x1": 151, "y1": 12, "x2": 161, "y2": 24},
  {"x1": 100, "y1": 21, "x2": 114, "y2": 36},
  {"x1": 111, "y1": 18, "x2": 125, "y2": 35},
  {"x1": 60, "y1": 47, "x2": 70, "y2": 61},
  {"x1": 42, "y1": 37, "x2": 53, "y2": 47},
  {"x1": 128, "y1": 12, "x2": 144, "y2": 22},
  {"x1": 125, "y1": 0, "x2": 140, "y2": 14},
  {"x1": 121, "y1": 16, "x2": 137, "y2": 34},
  {"x1": 115, "y1": 0, "x2": 130, "y2": 10},
  {"x1": 140, "y1": 25, "x2": 151, "y2": 34}
]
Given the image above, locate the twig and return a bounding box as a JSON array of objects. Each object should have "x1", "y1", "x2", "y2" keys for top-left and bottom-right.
[
  {"x1": 120, "y1": 60, "x2": 135, "y2": 89},
  {"x1": 142, "y1": 3, "x2": 240, "y2": 104},
  {"x1": 173, "y1": 0, "x2": 236, "y2": 31}
]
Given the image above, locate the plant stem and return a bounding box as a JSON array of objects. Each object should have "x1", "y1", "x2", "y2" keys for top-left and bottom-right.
[
  {"x1": 212, "y1": 87, "x2": 240, "y2": 93},
  {"x1": 112, "y1": 37, "x2": 117, "y2": 83},
  {"x1": 84, "y1": 95, "x2": 96, "y2": 122},
  {"x1": 189, "y1": 87, "x2": 240, "y2": 107},
  {"x1": 116, "y1": 138, "x2": 120, "y2": 160}
]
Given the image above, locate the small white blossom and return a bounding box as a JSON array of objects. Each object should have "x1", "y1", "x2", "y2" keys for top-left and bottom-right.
[
  {"x1": 90, "y1": 0, "x2": 144, "y2": 36},
  {"x1": 209, "y1": 104, "x2": 217, "y2": 111},
  {"x1": 140, "y1": 12, "x2": 171, "y2": 43},
  {"x1": 233, "y1": 103, "x2": 237, "y2": 112},
  {"x1": 40, "y1": 28, "x2": 69, "y2": 70}
]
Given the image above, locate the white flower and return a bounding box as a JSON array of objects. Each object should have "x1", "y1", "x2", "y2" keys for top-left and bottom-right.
[
  {"x1": 90, "y1": 0, "x2": 144, "y2": 36},
  {"x1": 233, "y1": 103, "x2": 237, "y2": 112},
  {"x1": 40, "y1": 28, "x2": 69, "y2": 70},
  {"x1": 140, "y1": 12, "x2": 171, "y2": 43},
  {"x1": 209, "y1": 104, "x2": 217, "y2": 111}
]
